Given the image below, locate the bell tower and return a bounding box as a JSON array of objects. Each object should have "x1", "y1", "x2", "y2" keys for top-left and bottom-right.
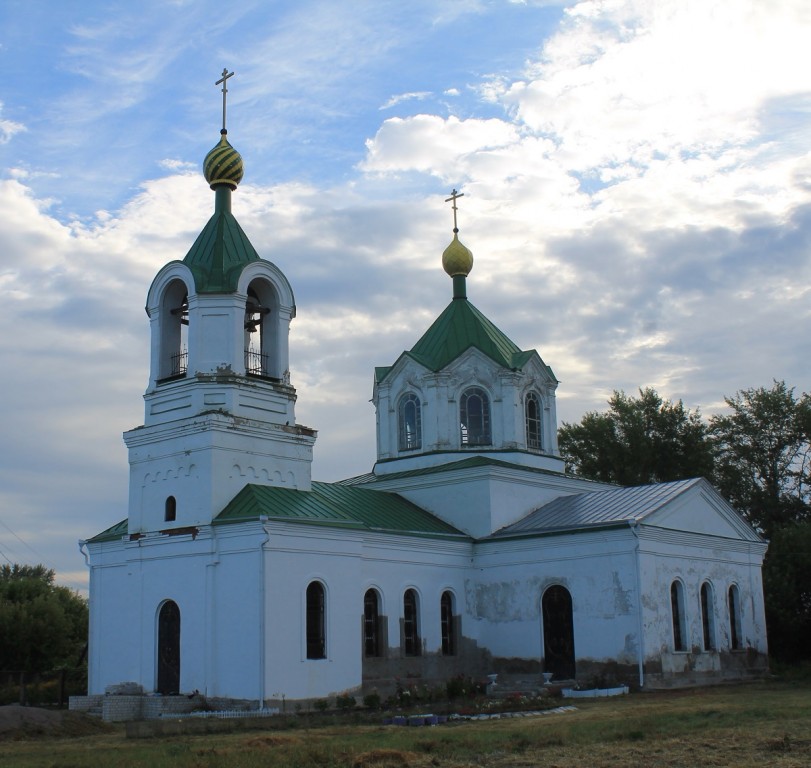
[{"x1": 124, "y1": 71, "x2": 316, "y2": 535}]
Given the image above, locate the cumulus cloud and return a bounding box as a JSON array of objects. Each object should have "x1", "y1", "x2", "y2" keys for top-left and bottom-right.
[{"x1": 2, "y1": 0, "x2": 809, "y2": 591}]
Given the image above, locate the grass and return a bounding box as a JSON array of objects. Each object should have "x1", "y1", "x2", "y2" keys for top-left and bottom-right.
[{"x1": 2, "y1": 680, "x2": 811, "y2": 767}]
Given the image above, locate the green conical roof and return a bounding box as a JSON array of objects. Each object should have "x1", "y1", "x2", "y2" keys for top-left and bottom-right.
[
  {"x1": 182, "y1": 191, "x2": 261, "y2": 293},
  {"x1": 411, "y1": 297, "x2": 522, "y2": 370},
  {"x1": 376, "y1": 296, "x2": 551, "y2": 383}
]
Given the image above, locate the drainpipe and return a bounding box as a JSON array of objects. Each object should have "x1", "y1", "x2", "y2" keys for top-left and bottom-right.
[
  {"x1": 630, "y1": 523, "x2": 645, "y2": 689},
  {"x1": 258, "y1": 516, "x2": 270, "y2": 710},
  {"x1": 78, "y1": 540, "x2": 89, "y2": 567}
]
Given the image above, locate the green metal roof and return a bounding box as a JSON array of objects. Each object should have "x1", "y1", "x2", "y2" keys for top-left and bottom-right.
[
  {"x1": 376, "y1": 297, "x2": 554, "y2": 383},
  {"x1": 214, "y1": 481, "x2": 467, "y2": 537},
  {"x1": 87, "y1": 518, "x2": 128, "y2": 543},
  {"x1": 182, "y1": 188, "x2": 261, "y2": 293},
  {"x1": 339, "y1": 455, "x2": 586, "y2": 486}
]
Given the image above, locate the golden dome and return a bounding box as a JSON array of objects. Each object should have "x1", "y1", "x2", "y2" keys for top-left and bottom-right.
[
  {"x1": 442, "y1": 234, "x2": 474, "y2": 277},
  {"x1": 203, "y1": 131, "x2": 244, "y2": 190}
]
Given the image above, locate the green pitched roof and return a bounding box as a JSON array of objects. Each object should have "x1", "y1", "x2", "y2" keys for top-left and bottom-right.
[
  {"x1": 376, "y1": 297, "x2": 553, "y2": 383},
  {"x1": 87, "y1": 518, "x2": 128, "y2": 543},
  {"x1": 182, "y1": 190, "x2": 261, "y2": 293},
  {"x1": 340, "y1": 455, "x2": 593, "y2": 486},
  {"x1": 214, "y1": 481, "x2": 466, "y2": 538},
  {"x1": 411, "y1": 298, "x2": 521, "y2": 369}
]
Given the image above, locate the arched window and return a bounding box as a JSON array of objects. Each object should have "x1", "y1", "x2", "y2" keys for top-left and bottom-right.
[
  {"x1": 306, "y1": 582, "x2": 326, "y2": 659},
  {"x1": 403, "y1": 589, "x2": 421, "y2": 657},
  {"x1": 364, "y1": 589, "x2": 381, "y2": 657},
  {"x1": 157, "y1": 600, "x2": 180, "y2": 695},
  {"x1": 460, "y1": 387, "x2": 491, "y2": 447},
  {"x1": 671, "y1": 581, "x2": 687, "y2": 652},
  {"x1": 700, "y1": 582, "x2": 715, "y2": 651},
  {"x1": 398, "y1": 393, "x2": 422, "y2": 451},
  {"x1": 441, "y1": 591, "x2": 456, "y2": 656},
  {"x1": 158, "y1": 281, "x2": 188, "y2": 381},
  {"x1": 164, "y1": 496, "x2": 177, "y2": 523},
  {"x1": 728, "y1": 585, "x2": 743, "y2": 651},
  {"x1": 525, "y1": 392, "x2": 542, "y2": 451}
]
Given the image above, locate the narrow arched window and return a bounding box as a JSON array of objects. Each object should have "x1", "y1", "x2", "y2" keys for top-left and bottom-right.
[
  {"x1": 364, "y1": 589, "x2": 381, "y2": 657},
  {"x1": 403, "y1": 589, "x2": 420, "y2": 656},
  {"x1": 728, "y1": 585, "x2": 742, "y2": 651},
  {"x1": 157, "y1": 600, "x2": 180, "y2": 695},
  {"x1": 164, "y1": 496, "x2": 177, "y2": 523},
  {"x1": 700, "y1": 582, "x2": 715, "y2": 651},
  {"x1": 306, "y1": 582, "x2": 326, "y2": 659},
  {"x1": 525, "y1": 392, "x2": 542, "y2": 451},
  {"x1": 398, "y1": 393, "x2": 422, "y2": 451},
  {"x1": 460, "y1": 387, "x2": 491, "y2": 447},
  {"x1": 441, "y1": 591, "x2": 456, "y2": 656},
  {"x1": 671, "y1": 581, "x2": 687, "y2": 652}
]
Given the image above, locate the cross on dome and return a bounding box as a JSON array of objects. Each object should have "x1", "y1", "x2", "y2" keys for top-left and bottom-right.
[
  {"x1": 215, "y1": 68, "x2": 234, "y2": 133},
  {"x1": 444, "y1": 188, "x2": 465, "y2": 234}
]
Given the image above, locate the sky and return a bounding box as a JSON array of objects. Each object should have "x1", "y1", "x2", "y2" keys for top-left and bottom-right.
[{"x1": 0, "y1": 0, "x2": 809, "y2": 594}]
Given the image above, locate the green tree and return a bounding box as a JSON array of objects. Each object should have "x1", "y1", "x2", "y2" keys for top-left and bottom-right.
[
  {"x1": 762, "y1": 522, "x2": 811, "y2": 662},
  {"x1": 0, "y1": 564, "x2": 88, "y2": 672},
  {"x1": 558, "y1": 388, "x2": 715, "y2": 486},
  {"x1": 710, "y1": 381, "x2": 811, "y2": 539}
]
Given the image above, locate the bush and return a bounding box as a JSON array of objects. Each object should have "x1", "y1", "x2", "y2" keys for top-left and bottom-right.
[
  {"x1": 335, "y1": 694, "x2": 356, "y2": 711},
  {"x1": 363, "y1": 692, "x2": 381, "y2": 710}
]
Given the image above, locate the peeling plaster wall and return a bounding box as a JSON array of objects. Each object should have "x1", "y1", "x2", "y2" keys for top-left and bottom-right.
[
  {"x1": 469, "y1": 530, "x2": 642, "y2": 673},
  {"x1": 637, "y1": 527, "x2": 768, "y2": 685}
]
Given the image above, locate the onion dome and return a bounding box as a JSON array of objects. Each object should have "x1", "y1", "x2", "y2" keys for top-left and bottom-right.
[
  {"x1": 203, "y1": 130, "x2": 244, "y2": 190},
  {"x1": 442, "y1": 234, "x2": 474, "y2": 278}
]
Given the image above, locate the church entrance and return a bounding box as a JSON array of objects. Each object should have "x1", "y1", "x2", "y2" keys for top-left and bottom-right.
[
  {"x1": 542, "y1": 585, "x2": 575, "y2": 680},
  {"x1": 157, "y1": 600, "x2": 180, "y2": 694}
]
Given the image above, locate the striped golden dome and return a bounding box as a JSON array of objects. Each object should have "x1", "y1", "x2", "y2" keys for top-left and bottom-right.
[{"x1": 203, "y1": 131, "x2": 244, "y2": 190}]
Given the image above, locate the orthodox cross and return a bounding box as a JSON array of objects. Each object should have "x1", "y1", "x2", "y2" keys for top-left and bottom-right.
[
  {"x1": 215, "y1": 68, "x2": 235, "y2": 132},
  {"x1": 445, "y1": 188, "x2": 464, "y2": 233}
]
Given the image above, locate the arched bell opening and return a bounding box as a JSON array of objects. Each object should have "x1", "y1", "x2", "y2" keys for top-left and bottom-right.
[
  {"x1": 158, "y1": 279, "x2": 189, "y2": 381},
  {"x1": 244, "y1": 278, "x2": 280, "y2": 379}
]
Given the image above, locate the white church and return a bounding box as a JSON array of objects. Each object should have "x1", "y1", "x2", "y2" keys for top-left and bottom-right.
[{"x1": 82, "y1": 102, "x2": 768, "y2": 711}]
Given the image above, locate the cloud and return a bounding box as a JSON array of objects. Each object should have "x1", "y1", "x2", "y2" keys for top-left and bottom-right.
[
  {"x1": 1, "y1": 0, "x2": 809, "y2": 592},
  {"x1": 0, "y1": 102, "x2": 25, "y2": 143},
  {"x1": 380, "y1": 91, "x2": 433, "y2": 110}
]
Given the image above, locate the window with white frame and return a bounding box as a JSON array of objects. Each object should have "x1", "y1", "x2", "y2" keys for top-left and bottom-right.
[
  {"x1": 398, "y1": 393, "x2": 422, "y2": 451},
  {"x1": 460, "y1": 387, "x2": 491, "y2": 446},
  {"x1": 525, "y1": 392, "x2": 542, "y2": 450}
]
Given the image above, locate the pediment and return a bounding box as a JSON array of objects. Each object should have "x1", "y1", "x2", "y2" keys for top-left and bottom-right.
[{"x1": 644, "y1": 480, "x2": 762, "y2": 542}]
